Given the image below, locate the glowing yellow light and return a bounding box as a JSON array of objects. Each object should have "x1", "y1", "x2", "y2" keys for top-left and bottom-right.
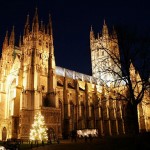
[{"x1": 29, "y1": 112, "x2": 48, "y2": 141}]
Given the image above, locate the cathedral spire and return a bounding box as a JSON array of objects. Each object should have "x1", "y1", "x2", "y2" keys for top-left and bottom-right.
[
  {"x1": 43, "y1": 24, "x2": 46, "y2": 34},
  {"x1": 102, "y1": 19, "x2": 109, "y2": 39},
  {"x1": 19, "y1": 34, "x2": 22, "y2": 47},
  {"x1": 90, "y1": 25, "x2": 93, "y2": 33},
  {"x1": 32, "y1": 7, "x2": 39, "y2": 33},
  {"x1": 24, "y1": 13, "x2": 30, "y2": 36},
  {"x1": 40, "y1": 20, "x2": 46, "y2": 33},
  {"x1": 9, "y1": 26, "x2": 15, "y2": 46},
  {"x1": 112, "y1": 26, "x2": 117, "y2": 39},
  {"x1": 104, "y1": 19, "x2": 106, "y2": 25},
  {"x1": 90, "y1": 25, "x2": 95, "y2": 40},
  {"x1": 90, "y1": 25, "x2": 95, "y2": 49},
  {"x1": 40, "y1": 20, "x2": 43, "y2": 31},
  {"x1": 97, "y1": 33, "x2": 100, "y2": 39},
  {"x1": 49, "y1": 14, "x2": 53, "y2": 40},
  {"x1": 2, "y1": 30, "x2": 8, "y2": 50},
  {"x1": 25, "y1": 13, "x2": 30, "y2": 26}
]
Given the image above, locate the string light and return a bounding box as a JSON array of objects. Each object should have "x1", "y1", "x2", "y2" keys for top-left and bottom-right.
[{"x1": 29, "y1": 112, "x2": 48, "y2": 141}]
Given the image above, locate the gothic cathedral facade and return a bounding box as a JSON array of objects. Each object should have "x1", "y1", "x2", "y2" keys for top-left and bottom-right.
[{"x1": 0, "y1": 10, "x2": 150, "y2": 140}]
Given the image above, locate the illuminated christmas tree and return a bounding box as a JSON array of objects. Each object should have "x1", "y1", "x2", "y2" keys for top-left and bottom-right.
[{"x1": 30, "y1": 112, "x2": 48, "y2": 141}]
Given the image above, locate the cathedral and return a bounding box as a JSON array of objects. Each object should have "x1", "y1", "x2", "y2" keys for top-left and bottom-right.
[{"x1": 0, "y1": 9, "x2": 150, "y2": 140}]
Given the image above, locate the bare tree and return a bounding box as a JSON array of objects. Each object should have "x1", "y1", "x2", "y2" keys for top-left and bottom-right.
[{"x1": 92, "y1": 26, "x2": 150, "y2": 134}]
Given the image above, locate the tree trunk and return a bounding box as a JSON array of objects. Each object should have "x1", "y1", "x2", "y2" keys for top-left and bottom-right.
[{"x1": 124, "y1": 102, "x2": 139, "y2": 135}]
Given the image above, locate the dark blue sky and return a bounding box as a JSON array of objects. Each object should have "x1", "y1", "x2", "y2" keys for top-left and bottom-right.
[{"x1": 0, "y1": 0, "x2": 150, "y2": 75}]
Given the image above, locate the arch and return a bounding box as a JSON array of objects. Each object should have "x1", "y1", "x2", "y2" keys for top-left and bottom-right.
[
  {"x1": 7, "y1": 78, "x2": 17, "y2": 116},
  {"x1": 68, "y1": 82, "x2": 74, "y2": 89},
  {"x1": 2, "y1": 127, "x2": 7, "y2": 141},
  {"x1": 57, "y1": 79, "x2": 63, "y2": 86}
]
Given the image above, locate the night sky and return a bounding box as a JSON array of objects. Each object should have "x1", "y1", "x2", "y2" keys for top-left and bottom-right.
[{"x1": 0, "y1": 0, "x2": 150, "y2": 76}]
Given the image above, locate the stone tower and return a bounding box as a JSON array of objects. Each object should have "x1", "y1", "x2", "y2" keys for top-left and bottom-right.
[
  {"x1": 19, "y1": 9, "x2": 61, "y2": 139},
  {"x1": 21, "y1": 9, "x2": 58, "y2": 110},
  {"x1": 0, "y1": 8, "x2": 61, "y2": 140},
  {"x1": 90, "y1": 21, "x2": 120, "y2": 85}
]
